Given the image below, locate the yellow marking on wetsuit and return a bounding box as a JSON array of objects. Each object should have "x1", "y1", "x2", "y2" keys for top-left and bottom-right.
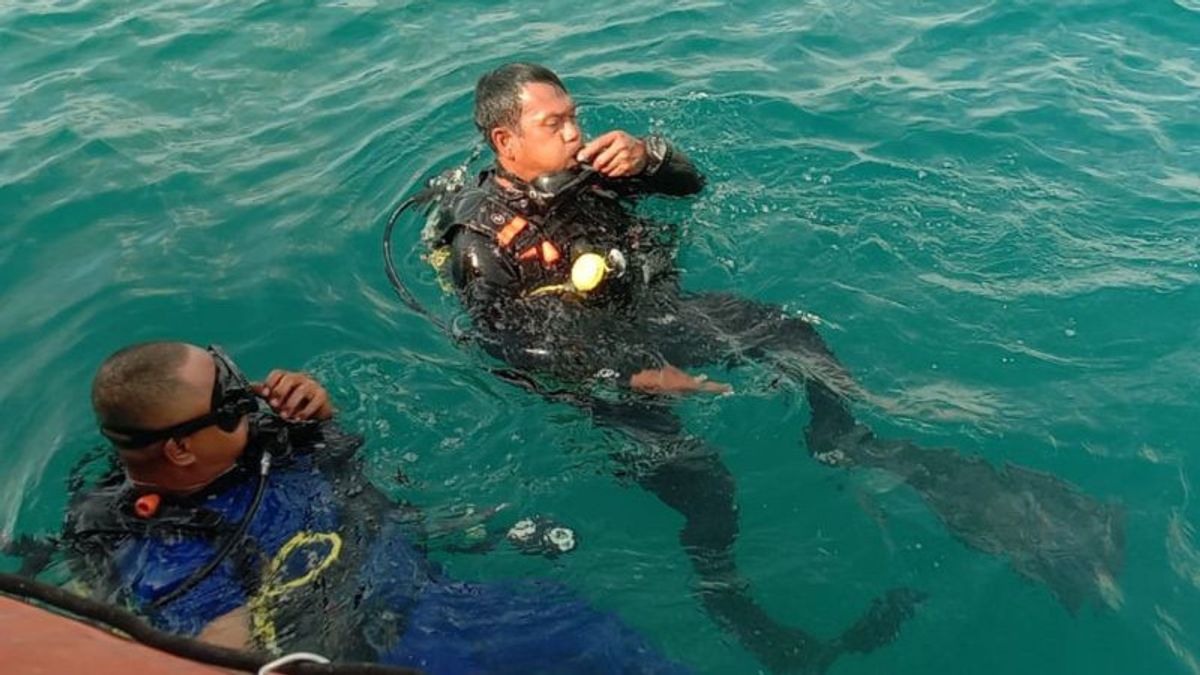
[
  {"x1": 525, "y1": 283, "x2": 575, "y2": 298},
  {"x1": 64, "y1": 578, "x2": 93, "y2": 597},
  {"x1": 249, "y1": 531, "x2": 343, "y2": 653},
  {"x1": 426, "y1": 246, "x2": 456, "y2": 294},
  {"x1": 427, "y1": 246, "x2": 451, "y2": 271}
]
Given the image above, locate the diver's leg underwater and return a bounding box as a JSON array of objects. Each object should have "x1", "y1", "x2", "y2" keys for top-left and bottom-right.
[
  {"x1": 585, "y1": 397, "x2": 921, "y2": 674},
  {"x1": 682, "y1": 291, "x2": 1126, "y2": 613}
]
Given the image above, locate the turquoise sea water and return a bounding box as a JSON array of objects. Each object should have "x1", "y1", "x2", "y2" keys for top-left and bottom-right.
[{"x1": 2, "y1": 1, "x2": 1199, "y2": 673}]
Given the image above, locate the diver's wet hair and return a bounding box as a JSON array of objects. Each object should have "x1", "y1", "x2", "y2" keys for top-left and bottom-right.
[
  {"x1": 92, "y1": 341, "x2": 192, "y2": 433},
  {"x1": 474, "y1": 62, "x2": 566, "y2": 148}
]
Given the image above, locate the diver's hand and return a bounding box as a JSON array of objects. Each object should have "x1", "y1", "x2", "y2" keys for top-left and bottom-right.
[
  {"x1": 577, "y1": 131, "x2": 647, "y2": 178},
  {"x1": 254, "y1": 370, "x2": 335, "y2": 421},
  {"x1": 630, "y1": 365, "x2": 732, "y2": 396}
]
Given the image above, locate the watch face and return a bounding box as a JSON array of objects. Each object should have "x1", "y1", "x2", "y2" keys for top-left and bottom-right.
[
  {"x1": 643, "y1": 135, "x2": 667, "y2": 174},
  {"x1": 647, "y1": 134, "x2": 666, "y2": 160}
]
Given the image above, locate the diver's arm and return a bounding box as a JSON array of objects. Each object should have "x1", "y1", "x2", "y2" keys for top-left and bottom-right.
[
  {"x1": 630, "y1": 364, "x2": 731, "y2": 395},
  {"x1": 449, "y1": 227, "x2": 566, "y2": 366},
  {"x1": 449, "y1": 228, "x2": 521, "y2": 311},
  {"x1": 632, "y1": 134, "x2": 706, "y2": 196},
  {"x1": 449, "y1": 227, "x2": 560, "y2": 372},
  {"x1": 196, "y1": 605, "x2": 251, "y2": 650},
  {"x1": 581, "y1": 131, "x2": 705, "y2": 197}
]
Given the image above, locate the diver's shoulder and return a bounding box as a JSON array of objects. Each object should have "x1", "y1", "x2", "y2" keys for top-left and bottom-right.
[
  {"x1": 442, "y1": 169, "x2": 502, "y2": 215},
  {"x1": 437, "y1": 176, "x2": 523, "y2": 245},
  {"x1": 64, "y1": 478, "x2": 131, "y2": 536}
]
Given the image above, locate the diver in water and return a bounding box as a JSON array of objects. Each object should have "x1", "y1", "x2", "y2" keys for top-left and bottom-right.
[
  {"x1": 427, "y1": 62, "x2": 921, "y2": 674},
  {"x1": 64, "y1": 341, "x2": 691, "y2": 674},
  {"x1": 426, "y1": 62, "x2": 1125, "y2": 670}
]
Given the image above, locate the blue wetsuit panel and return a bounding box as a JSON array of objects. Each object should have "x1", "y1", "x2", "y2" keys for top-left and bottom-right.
[
  {"x1": 115, "y1": 453, "x2": 338, "y2": 634},
  {"x1": 111, "y1": 454, "x2": 691, "y2": 674}
]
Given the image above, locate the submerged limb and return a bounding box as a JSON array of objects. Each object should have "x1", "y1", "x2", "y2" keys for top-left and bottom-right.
[
  {"x1": 589, "y1": 398, "x2": 921, "y2": 673},
  {"x1": 675, "y1": 291, "x2": 1126, "y2": 613},
  {"x1": 381, "y1": 577, "x2": 694, "y2": 675},
  {"x1": 668, "y1": 293, "x2": 874, "y2": 404},
  {"x1": 674, "y1": 292, "x2": 944, "y2": 419},
  {"x1": 803, "y1": 379, "x2": 1125, "y2": 613},
  {"x1": 674, "y1": 289, "x2": 1127, "y2": 612}
]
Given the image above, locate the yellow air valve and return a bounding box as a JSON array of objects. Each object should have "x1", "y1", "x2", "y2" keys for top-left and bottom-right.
[{"x1": 570, "y1": 252, "x2": 608, "y2": 293}]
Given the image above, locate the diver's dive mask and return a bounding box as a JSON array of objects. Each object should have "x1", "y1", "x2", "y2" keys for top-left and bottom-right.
[
  {"x1": 101, "y1": 344, "x2": 260, "y2": 448},
  {"x1": 208, "y1": 345, "x2": 258, "y2": 430}
]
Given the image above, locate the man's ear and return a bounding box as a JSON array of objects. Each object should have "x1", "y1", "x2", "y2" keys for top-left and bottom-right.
[
  {"x1": 491, "y1": 126, "x2": 515, "y2": 160},
  {"x1": 162, "y1": 438, "x2": 197, "y2": 467}
]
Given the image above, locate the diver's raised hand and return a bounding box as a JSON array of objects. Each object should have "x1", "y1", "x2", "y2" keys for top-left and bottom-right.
[
  {"x1": 630, "y1": 365, "x2": 732, "y2": 396},
  {"x1": 254, "y1": 370, "x2": 335, "y2": 421},
  {"x1": 577, "y1": 131, "x2": 647, "y2": 178}
]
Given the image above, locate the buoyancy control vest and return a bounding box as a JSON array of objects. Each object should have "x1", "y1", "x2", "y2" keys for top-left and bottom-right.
[
  {"x1": 435, "y1": 168, "x2": 646, "y2": 302},
  {"x1": 62, "y1": 415, "x2": 387, "y2": 660}
]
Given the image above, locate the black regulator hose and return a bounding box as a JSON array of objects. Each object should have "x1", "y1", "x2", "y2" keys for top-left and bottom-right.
[
  {"x1": 382, "y1": 195, "x2": 450, "y2": 334},
  {"x1": 382, "y1": 146, "x2": 487, "y2": 336},
  {"x1": 149, "y1": 450, "x2": 273, "y2": 610},
  {"x1": 0, "y1": 572, "x2": 421, "y2": 675}
]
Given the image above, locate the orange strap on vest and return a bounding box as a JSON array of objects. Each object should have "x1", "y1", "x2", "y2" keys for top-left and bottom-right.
[
  {"x1": 496, "y1": 216, "x2": 528, "y2": 247},
  {"x1": 497, "y1": 216, "x2": 561, "y2": 268}
]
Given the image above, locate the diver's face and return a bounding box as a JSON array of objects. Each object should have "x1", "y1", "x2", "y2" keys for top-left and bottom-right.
[
  {"x1": 116, "y1": 346, "x2": 249, "y2": 489},
  {"x1": 499, "y1": 82, "x2": 582, "y2": 180}
]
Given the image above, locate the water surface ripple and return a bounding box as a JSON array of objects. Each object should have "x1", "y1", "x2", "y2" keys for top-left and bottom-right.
[{"x1": 2, "y1": 1, "x2": 1198, "y2": 673}]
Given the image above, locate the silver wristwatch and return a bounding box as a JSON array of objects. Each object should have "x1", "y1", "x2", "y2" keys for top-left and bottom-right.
[{"x1": 641, "y1": 133, "x2": 670, "y2": 176}]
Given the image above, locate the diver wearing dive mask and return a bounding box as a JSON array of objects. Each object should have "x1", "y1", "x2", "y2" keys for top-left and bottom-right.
[
  {"x1": 64, "y1": 340, "x2": 692, "y2": 672},
  {"x1": 91, "y1": 342, "x2": 334, "y2": 497},
  {"x1": 100, "y1": 345, "x2": 260, "y2": 450}
]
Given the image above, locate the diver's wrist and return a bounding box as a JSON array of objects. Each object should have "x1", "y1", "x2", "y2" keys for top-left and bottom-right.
[{"x1": 640, "y1": 133, "x2": 669, "y2": 176}]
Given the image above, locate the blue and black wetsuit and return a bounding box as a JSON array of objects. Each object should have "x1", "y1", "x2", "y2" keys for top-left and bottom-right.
[
  {"x1": 65, "y1": 417, "x2": 691, "y2": 675},
  {"x1": 435, "y1": 138, "x2": 920, "y2": 673}
]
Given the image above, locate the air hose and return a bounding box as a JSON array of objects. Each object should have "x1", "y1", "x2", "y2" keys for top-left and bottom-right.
[
  {"x1": 382, "y1": 193, "x2": 449, "y2": 334},
  {"x1": 381, "y1": 148, "x2": 487, "y2": 334},
  {"x1": 149, "y1": 450, "x2": 274, "y2": 610}
]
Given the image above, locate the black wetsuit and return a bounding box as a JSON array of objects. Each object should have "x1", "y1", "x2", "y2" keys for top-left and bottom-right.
[{"x1": 437, "y1": 138, "x2": 918, "y2": 673}]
